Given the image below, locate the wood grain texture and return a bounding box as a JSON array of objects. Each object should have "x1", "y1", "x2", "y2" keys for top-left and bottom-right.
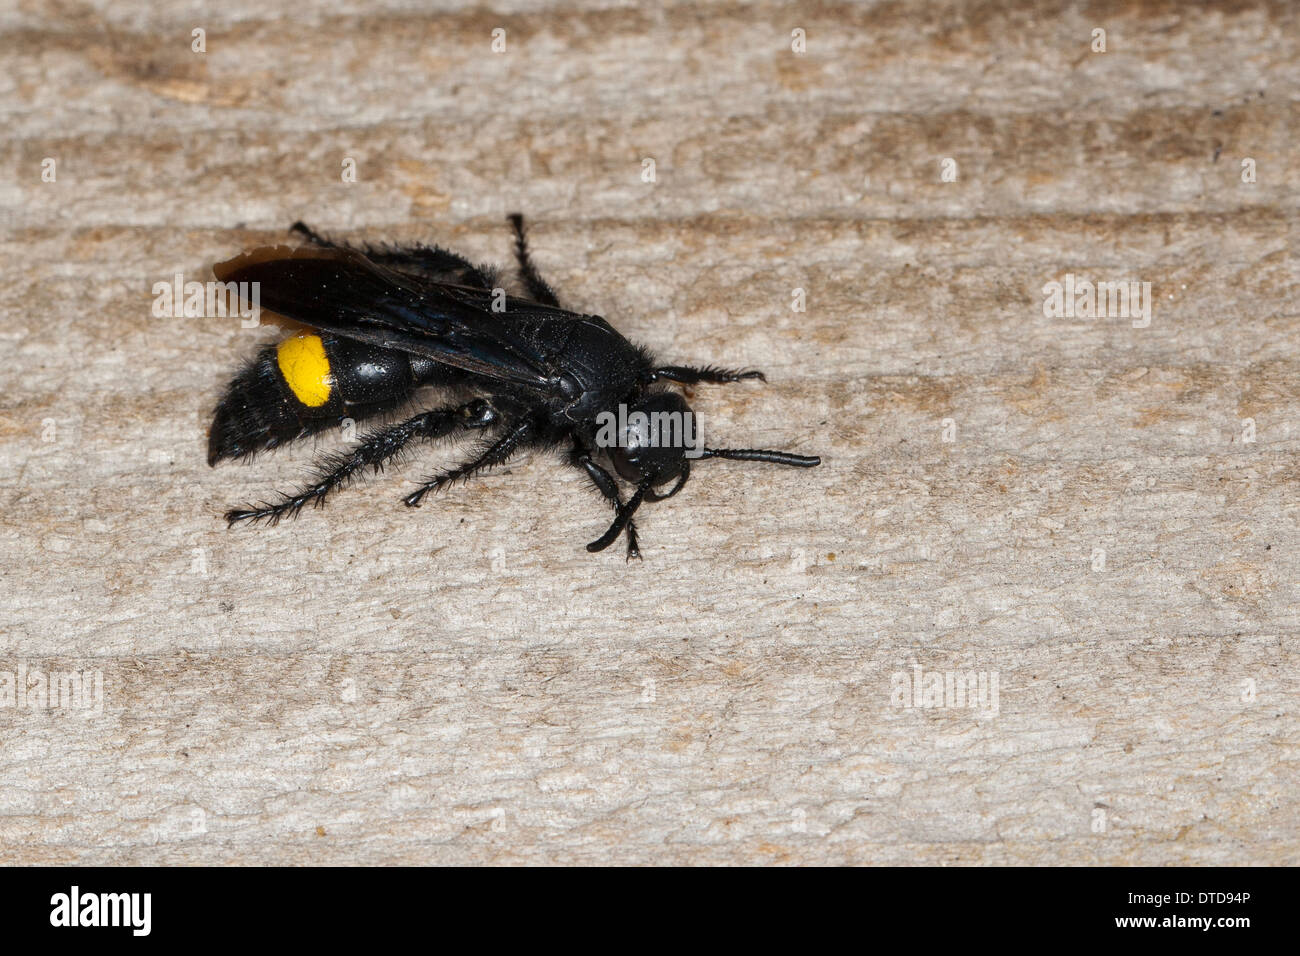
[{"x1": 1, "y1": 0, "x2": 1297, "y2": 864}]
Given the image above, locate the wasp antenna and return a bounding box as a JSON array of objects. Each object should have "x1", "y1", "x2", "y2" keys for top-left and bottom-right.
[{"x1": 701, "y1": 448, "x2": 820, "y2": 467}]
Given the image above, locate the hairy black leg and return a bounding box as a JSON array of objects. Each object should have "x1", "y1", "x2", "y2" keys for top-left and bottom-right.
[
  {"x1": 587, "y1": 479, "x2": 651, "y2": 554},
  {"x1": 570, "y1": 446, "x2": 641, "y2": 560},
  {"x1": 290, "y1": 221, "x2": 498, "y2": 289},
  {"x1": 225, "y1": 400, "x2": 497, "y2": 526},
  {"x1": 368, "y1": 245, "x2": 498, "y2": 290},
  {"x1": 651, "y1": 365, "x2": 766, "y2": 385},
  {"x1": 403, "y1": 420, "x2": 532, "y2": 508},
  {"x1": 289, "y1": 220, "x2": 334, "y2": 247},
  {"x1": 507, "y1": 213, "x2": 561, "y2": 307}
]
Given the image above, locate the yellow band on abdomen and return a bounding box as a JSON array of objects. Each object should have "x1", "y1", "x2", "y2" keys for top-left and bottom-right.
[{"x1": 276, "y1": 333, "x2": 333, "y2": 407}]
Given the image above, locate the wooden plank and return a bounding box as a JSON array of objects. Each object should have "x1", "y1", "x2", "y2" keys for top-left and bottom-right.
[{"x1": 0, "y1": 0, "x2": 1296, "y2": 864}]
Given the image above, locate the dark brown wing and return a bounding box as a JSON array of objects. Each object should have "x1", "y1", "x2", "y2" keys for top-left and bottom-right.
[{"x1": 213, "y1": 245, "x2": 560, "y2": 390}]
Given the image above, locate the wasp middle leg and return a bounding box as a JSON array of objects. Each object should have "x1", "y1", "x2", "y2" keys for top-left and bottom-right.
[{"x1": 403, "y1": 420, "x2": 533, "y2": 508}]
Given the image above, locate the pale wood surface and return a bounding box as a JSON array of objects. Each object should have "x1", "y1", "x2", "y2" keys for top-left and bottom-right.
[{"x1": 1, "y1": 0, "x2": 1297, "y2": 864}]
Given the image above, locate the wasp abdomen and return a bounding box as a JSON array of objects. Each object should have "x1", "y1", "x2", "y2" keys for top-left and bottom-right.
[
  {"x1": 327, "y1": 336, "x2": 419, "y2": 403},
  {"x1": 207, "y1": 332, "x2": 424, "y2": 465}
]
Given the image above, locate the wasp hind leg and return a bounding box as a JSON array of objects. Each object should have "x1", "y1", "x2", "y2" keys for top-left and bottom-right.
[
  {"x1": 288, "y1": 221, "x2": 337, "y2": 249},
  {"x1": 225, "y1": 400, "x2": 498, "y2": 526},
  {"x1": 289, "y1": 221, "x2": 499, "y2": 290}
]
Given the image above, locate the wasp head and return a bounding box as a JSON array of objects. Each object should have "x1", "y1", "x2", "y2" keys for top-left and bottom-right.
[{"x1": 606, "y1": 391, "x2": 697, "y2": 497}]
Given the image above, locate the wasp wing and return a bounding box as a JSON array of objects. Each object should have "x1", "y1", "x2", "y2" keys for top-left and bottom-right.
[{"x1": 213, "y1": 245, "x2": 558, "y2": 390}]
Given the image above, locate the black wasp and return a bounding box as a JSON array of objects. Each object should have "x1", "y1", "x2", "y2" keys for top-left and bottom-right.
[{"x1": 207, "y1": 215, "x2": 820, "y2": 558}]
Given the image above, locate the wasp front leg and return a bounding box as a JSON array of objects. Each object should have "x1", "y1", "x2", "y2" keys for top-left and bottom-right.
[
  {"x1": 651, "y1": 365, "x2": 766, "y2": 385},
  {"x1": 570, "y1": 445, "x2": 641, "y2": 561}
]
